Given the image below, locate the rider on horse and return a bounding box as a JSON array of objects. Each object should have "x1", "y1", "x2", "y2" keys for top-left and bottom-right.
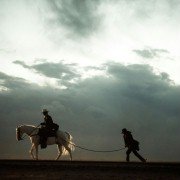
[{"x1": 39, "y1": 109, "x2": 59, "y2": 149}]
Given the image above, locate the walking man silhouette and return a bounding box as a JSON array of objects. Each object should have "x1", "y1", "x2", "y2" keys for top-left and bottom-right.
[{"x1": 122, "y1": 128, "x2": 146, "y2": 162}]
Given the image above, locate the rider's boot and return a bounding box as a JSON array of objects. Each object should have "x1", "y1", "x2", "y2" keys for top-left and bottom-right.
[{"x1": 40, "y1": 136, "x2": 47, "y2": 149}]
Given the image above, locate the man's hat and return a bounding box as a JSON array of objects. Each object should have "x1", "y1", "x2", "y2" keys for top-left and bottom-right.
[
  {"x1": 42, "y1": 109, "x2": 48, "y2": 113},
  {"x1": 122, "y1": 128, "x2": 127, "y2": 134}
]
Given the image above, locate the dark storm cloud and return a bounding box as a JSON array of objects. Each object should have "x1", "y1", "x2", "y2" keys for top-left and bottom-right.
[
  {"x1": 42, "y1": 0, "x2": 101, "y2": 37},
  {"x1": 106, "y1": 62, "x2": 180, "y2": 116},
  {"x1": 133, "y1": 48, "x2": 169, "y2": 59},
  {"x1": 0, "y1": 71, "x2": 30, "y2": 90},
  {"x1": 0, "y1": 62, "x2": 180, "y2": 161},
  {"x1": 14, "y1": 60, "x2": 80, "y2": 81}
]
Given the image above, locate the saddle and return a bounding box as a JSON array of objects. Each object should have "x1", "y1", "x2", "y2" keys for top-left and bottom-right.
[
  {"x1": 47, "y1": 130, "x2": 57, "y2": 137},
  {"x1": 38, "y1": 123, "x2": 59, "y2": 149},
  {"x1": 38, "y1": 129, "x2": 57, "y2": 149},
  {"x1": 48, "y1": 123, "x2": 59, "y2": 137}
]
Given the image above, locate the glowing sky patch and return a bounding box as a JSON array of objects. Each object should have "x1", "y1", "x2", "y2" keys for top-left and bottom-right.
[{"x1": 0, "y1": 0, "x2": 180, "y2": 86}]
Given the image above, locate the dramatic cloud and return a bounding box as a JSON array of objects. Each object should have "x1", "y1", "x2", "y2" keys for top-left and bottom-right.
[
  {"x1": 14, "y1": 60, "x2": 79, "y2": 80},
  {"x1": 0, "y1": 63, "x2": 180, "y2": 161},
  {"x1": 133, "y1": 48, "x2": 169, "y2": 59},
  {"x1": 0, "y1": 71, "x2": 29, "y2": 90},
  {"x1": 41, "y1": 0, "x2": 102, "y2": 38}
]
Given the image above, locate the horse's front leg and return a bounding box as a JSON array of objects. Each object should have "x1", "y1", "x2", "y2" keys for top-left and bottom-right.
[{"x1": 29, "y1": 144, "x2": 35, "y2": 160}]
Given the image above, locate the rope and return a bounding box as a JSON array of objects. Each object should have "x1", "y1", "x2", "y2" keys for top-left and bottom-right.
[
  {"x1": 73, "y1": 144, "x2": 125, "y2": 152},
  {"x1": 60, "y1": 137, "x2": 126, "y2": 153}
]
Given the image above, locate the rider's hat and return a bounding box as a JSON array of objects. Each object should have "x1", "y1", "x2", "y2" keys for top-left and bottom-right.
[
  {"x1": 42, "y1": 109, "x2": 48, "y2": 113},
  {"x1": 122, "y1": 128, "x2": 127, "y2": 134}
]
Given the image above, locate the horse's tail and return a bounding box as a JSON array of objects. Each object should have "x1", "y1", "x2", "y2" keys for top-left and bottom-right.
[
  {"x1": 65, "y1": 131, "x2": 73, "y2": 141},
  {"x1": 62, "y1": 132, "x2": 75, "y2": 155}
]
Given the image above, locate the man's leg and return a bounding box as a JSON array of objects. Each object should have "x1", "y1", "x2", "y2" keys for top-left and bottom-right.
[
  {"x1": 39, "y1": 128, "x2": 48, "y2": 149},
  {"x1": 133, "y1": 150, "x2": 146, "y2": 162},
  {"x1": 126, "y1": 148, "x2": 132, "y2": 162},
  {"x1": 41, "y1": 135, "x2": 47, "y2": 148},
  {"x1": 38, "y1": 129, "x2": 43, "y2": 147}
]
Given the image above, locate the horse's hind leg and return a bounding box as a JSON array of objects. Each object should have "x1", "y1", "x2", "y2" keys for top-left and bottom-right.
[
  {"x1": 65, "y1": 146, "x2": 72, "y2": 161},
  {"x1": 56, "y1": 144, "x2": 63, "y2": 160},
  {"x1": 29, "y1": 144, "x2": 35, "y2": 160}
]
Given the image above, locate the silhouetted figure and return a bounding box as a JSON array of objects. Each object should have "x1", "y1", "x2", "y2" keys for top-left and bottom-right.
[
  {"x1": 39, "y1": 109, "x2": 59, "y2": 149},
  {"x1": 122, "y1": 128, "x2": 146, "y2": 162}
]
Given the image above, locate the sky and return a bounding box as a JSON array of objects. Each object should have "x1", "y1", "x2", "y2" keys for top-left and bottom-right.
[{"x1": 0, "y1": 0, "x2": 180, "y2": 161}]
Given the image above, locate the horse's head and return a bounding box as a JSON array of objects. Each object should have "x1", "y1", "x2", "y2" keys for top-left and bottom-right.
[{"x1": 16, "y1": 126, "x2": 23, "y2": 141}]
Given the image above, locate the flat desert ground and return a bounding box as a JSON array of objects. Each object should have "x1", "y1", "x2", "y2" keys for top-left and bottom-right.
[{"x1": 0, "y1": 160, "x2": 180, "y2": 179}]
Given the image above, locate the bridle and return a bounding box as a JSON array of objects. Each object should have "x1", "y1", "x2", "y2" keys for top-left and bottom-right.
[{"x1": 16, "y1": 127, "x2": 23, "y2": 141}]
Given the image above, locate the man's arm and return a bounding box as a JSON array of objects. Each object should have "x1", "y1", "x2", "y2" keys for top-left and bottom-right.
[{"x1": 123, "y1": 135, "x2": 128, "y2": 147}]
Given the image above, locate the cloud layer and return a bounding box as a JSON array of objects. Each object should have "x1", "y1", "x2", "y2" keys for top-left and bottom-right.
[
  {"x1": 14, "y1": 60, "x2": 79, "y2": 80},
  {"x1": 0, "y1": 62, "x2": 180, "y2": 161}
]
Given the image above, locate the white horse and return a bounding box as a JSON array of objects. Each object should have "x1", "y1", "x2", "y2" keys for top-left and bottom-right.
[{"x1": 16, "y1": 125, "x2": 75, "y2": 160}]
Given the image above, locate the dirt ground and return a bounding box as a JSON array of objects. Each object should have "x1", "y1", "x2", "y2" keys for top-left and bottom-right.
[{"x1": 0, "y1": 160, "x2": 180, "y2": 180}]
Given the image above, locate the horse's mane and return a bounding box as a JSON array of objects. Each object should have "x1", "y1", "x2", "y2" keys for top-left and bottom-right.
[{"x1": 18, "y1": 124, "x2": 37, "y2": 128}]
